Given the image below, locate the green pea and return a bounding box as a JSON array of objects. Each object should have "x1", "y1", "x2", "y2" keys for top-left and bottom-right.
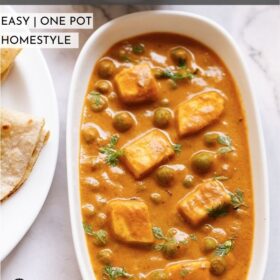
[
  {"x1": 97, "y1": 248, "x2": 113, "y2": 265},
  {"x1": 94, "y1": 80, "x2": 112, "y2": 94},
  {"x1": 150, "y1": 193, "x2": 162, "y2": 204},
  {"x1": 82, "y1": 125, "x2": 98, "y2": 143},
  {"x1": 153, "y1": 108, "x2": 172, "y2": 128},
  {"x1": 191, "y1": 151, "x2": 215, "y2": 174},
  {"x1": 162, "y1": 239, "x2": 178, "y2": 259},
  {"x1": 97, "y1": 59, "x2": 116, "y2": 78},
  {"x1": 183, "y1": 175, "x2": 194, "y2": 188},
  {"x1": 210, "y1": 256, "x2": 227, "y2": 275},
  {"x1": 204, "y1": 132, "x2": 220, "y2": 146},
  {"x1": 155, "y1": 166, "x2": 175, "y2": 187},
  {"x1": 202, "y1": 237, "x2": 218, "y2": 252},
  {"x1": 167, "y1": 79, "x2": 178, "y2": 90},
  {"x1": 160, "y1": 98, "x2": 170, "y2": 107},
  {"x1": 171, "y1": 47, "x2": 188, "y2": 65},
  {"x1": 118, "y1": 48, "x2": 131, "y2": 62},
  {"x1": 81, "y1": 203, "x2": 95, "y2": 216},
  {"x1": 96, "y1": 213, "x2": 107, "y2": 227},
  {"x1": 88, "y1": 93, "x2": 108, "y2": 112},
  {"x1": 113, "y1": 111, "x2": 134, "y2": 132}
]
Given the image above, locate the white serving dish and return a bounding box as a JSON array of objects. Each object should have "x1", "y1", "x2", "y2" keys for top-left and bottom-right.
[{"x1": 67, "y1": 11, "x2": 269, "y2": 280}]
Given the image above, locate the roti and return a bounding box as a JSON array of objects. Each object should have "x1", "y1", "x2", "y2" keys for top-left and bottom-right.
[
  {"x1": 0, "y1": 108, "x2": 49, "y2": 201},
  {"x1": 0, "y1": 48, "x2": 21, "y2": 81}
]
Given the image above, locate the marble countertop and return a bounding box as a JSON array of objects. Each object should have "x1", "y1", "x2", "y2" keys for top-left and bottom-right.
[{"x1": 2, "y1": 4, "x2": 280, "y2": 280}]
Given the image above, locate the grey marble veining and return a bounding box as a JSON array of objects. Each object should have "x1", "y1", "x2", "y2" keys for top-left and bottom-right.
[{"x1": 1, "y1": 5, "x2": 279, "y2": 280}]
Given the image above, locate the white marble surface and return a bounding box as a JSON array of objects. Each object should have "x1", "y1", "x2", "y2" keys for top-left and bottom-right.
[{"x1": 1, "y1": 4, "x2": 279, "y2": 280}]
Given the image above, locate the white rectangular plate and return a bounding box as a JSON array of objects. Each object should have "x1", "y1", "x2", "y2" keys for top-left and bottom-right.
[{"x1": 67, "y1": 11, "x2": 269, "y2": 280}]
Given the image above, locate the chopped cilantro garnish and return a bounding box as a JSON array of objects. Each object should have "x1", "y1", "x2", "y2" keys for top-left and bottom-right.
[
  {"x1": 217, "y1": 134, "x2": 232, "y2": 146},
  {"x1": 231, "y1": 189, "x2": 246, "y2": 209},
  {"x1": 99, "y1": 135, "x2": 124, "y2": 167},
  {"x1": 207, "y1": 204, "x2": 229, "y2": 218},
  {"x1": 132, "y1": 43, "x2": 145, "y2": 54},
  {"x1": 180, "y1": 267, "x2": 190, "y2": 278},
  {"x1": 159, "y1": 68, "x2": 195, "y2": 81},
  {"x1": 215, "y1": 240, "x2": 234, "y2": 256},
  {"x1": 103, "y1": 265, "x2": 132, "y2": 280},
  {"x1": 172, "y1": 143, "x2": 182, "y2": 154},
  {"x1": 217, "y1": 134, "x2": 234, "y2": 154},
  {"x1": 152, "y1": 226, "x2": 167, "y2": 240},
  {"x1": 83, "y1": 222, "x2": 108, "y2": 246},
  {"x1": 189, "y1": 233, "x2": 198, "y2": 241}
]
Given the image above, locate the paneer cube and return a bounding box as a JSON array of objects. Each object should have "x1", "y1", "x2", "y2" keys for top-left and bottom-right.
[
  {"x1": 107, "y1": 199, "x2": 154, "y2": 244},
  {"x1": 176, "y1": 91, "x2": 225, "y2": 137},
  {"x1": 114, "y1": 63, "x2": 158, "y2": 104},
  {"x1": 165, "y1": 259, "x2": 210, "y2": 280},
  {"x1": 177, "y1": 180, "x2": 231, "y2": 226},
  {"x1": 122, "y1": 129, "x2": 175, "y2": 178}
]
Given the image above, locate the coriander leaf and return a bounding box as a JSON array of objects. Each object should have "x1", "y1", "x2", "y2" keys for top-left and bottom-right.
[
  {"x1": 132, "y1": 43, "x2": 145, "y2": 54},
  {"x1": 83, "y1": 222, "x2": 94, "y2": 235},
  {"x1": 217, "y1": 134, "x2": 232, "y2": 147},
  {"x1": 120, "y1": 54, "x2": 131, "y2": 63},
  {"x1": 215, "y1": 240, "x2": 234, "y2": 257},
  {"x1": 154, "y1": 243, "x2": 166, "y2": 251},
  {"x1": 103, "y1": 149, "x2": 124, "y2": 167},
  {"x1": 93, "y1": 229, "x2": 108, "y2": 246},
  {"x1": 159, "y1": 69, "x2": 195, "y2": 81},
  {"x1": 231, "y1": 189, "x2": 246, "y2": 209},
  {"x1": 109, "y1": 135, "x2": 119, "y2": 147},
  {"x1": 189, "y1": 233, "x2": 197, "y2": 241},
  {"x1": 103, "y1": 265, "x2": 132, "y2": 280},
  {"x1": 178, "y1": 58, "x2": 186, "y2": 68},
  {"x1": 152, "y1": 226, "x2": 167, "y2": 240},
  {"x1": 159, "y1": 69, "x2": 173, "y2": 79},
  {"x1": 171, "y1": 71, "x2": 194, "y2": 80},
  {"x1": 99, "y1": 135, "x2": 124, "y2": 167},
  {"x1": 217, "y1": 146, "x2": 234, "y2": 154},
  {"x1": 216, "y1": 134, "x2": 234, "y2": 154},
  {"x1": 208, "y1": 204, "x2": 229, "y2": 218},
  {"x1": 83, "y1": 223, "x2": 108, "y2": 246},
  {"x1": 172, "y1": 143, "x2": 182, "y2": 154},
  {"x1": 180, "y1": 267, "x2": 190, "y2": 278}
]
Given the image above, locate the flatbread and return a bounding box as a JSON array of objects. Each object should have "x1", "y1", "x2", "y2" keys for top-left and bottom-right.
[
  {"x1": 1, "y1": 65, "x2": 12, "y2": 81},
  {"x1": 0, "y1": 108, "x2": 49, "y2": 201},
  {"x1": 0, "y1": 48, "x2": 21, "y2": 81}
]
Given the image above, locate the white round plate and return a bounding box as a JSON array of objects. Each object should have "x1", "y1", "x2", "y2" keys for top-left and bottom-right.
[{"x1": 0, "y1": 6, "x2": 59, "y2": 261}]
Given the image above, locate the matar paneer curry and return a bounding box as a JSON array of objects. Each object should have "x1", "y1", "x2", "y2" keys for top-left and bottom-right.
[{"x1": 79, "y1": 33, "x2": 254, "y2": 280}]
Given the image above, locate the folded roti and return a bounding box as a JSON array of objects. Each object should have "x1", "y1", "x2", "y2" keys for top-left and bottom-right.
[
  {"x1": 0, "y1": 108, "x2": 49, "y2": 202},
  {"x1": 0, "y1": 48, "x2": 21, "y2": 81}
]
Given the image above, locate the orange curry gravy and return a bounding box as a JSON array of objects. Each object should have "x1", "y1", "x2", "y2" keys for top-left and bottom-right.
[{"x1": 79, "y1": 33, "x2": 254, "y2": 280}]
